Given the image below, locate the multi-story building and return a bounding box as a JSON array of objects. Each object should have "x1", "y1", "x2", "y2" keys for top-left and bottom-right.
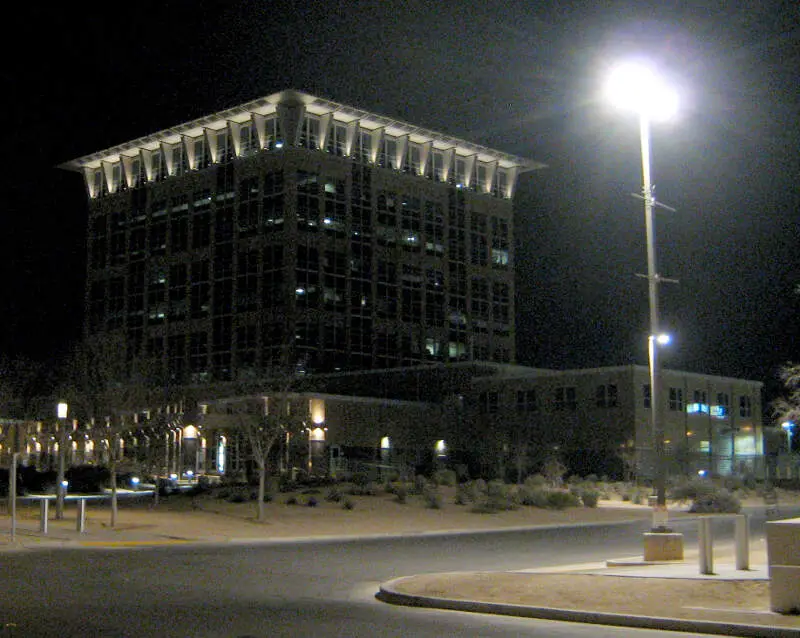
[{"x1": 61, "y1": 90, "x2": 541, "y2": 383}]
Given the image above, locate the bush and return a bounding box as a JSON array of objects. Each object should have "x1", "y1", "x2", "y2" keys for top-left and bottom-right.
[
  {"x1": 486, "y1": 480, "x2": 516, "y2": 511},
  {"x1": 350, "y1": 472, "x2": 369, "y2": 488},
  {"x1": 342, "y1": 497, "x2": 355, "y2": 510},
  {"x1": 690, "y1": 488, "x2": 741, "y2": 514},
  {"x1": 520, "y1": 486, "x2": 550, "y2": 508},
  {"x1": 325, "y1": 486, "x2": 343, "y2": 502},
  {"x1": 413, "y1": 474, "x2": 428, "y2": 495},
  {"x1": 433, "y1": 469, "x2": 457, "y2": 487},
  {"x1": 306, "y1": 497, "x2": 318, "y2": 507},
  {"x1": 524, "y1": 474, "x2": 547, "y2": 489},
  {"x1": 580, "y1": 489, "x2": 600, "y2": 508},
  {"x1": 284, "y1": 496, "x2": 299, "y2": 506},
  {"x1": 423, "y1": 485, "x2": 443, "y2": 509},
  {"x1": 454, "y1": 487, "x2": 469, "y2": 506},
  {"x1": 227, "y1": 491, "x2": 248, "y2": 503},
  {"x1": 670, "y1": 479, "x2": 714, "y2": 504},
  {"x1": 546, "y1": 490, "x2": 581, "y2": 510},
  {"x1": 394, "y1": 483, "x2": 408, "y2": 504}
]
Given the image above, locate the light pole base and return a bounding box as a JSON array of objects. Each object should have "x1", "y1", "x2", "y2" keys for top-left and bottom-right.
[{"x1": 644, "y1": 532, "x2": 684, "y2": 561}]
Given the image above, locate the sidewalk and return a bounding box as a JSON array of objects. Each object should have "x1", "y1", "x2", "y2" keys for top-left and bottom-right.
[{"x1": 378, "y1": 542, "x2": 800, "y2": 637}]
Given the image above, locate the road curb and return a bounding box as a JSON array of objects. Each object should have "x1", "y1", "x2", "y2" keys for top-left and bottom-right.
[{"x1": 376, "y1": 575, "x2": 800, "y2": 638}]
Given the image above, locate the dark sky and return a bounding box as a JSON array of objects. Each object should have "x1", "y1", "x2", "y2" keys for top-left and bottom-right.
[{"x1": 4, "y1": 1, "x2": 799, "y2": 396}]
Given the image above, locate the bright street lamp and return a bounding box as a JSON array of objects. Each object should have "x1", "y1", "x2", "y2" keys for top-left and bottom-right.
[{"x1": 607, "y1": 61, "x2": 678, "y2": 529}]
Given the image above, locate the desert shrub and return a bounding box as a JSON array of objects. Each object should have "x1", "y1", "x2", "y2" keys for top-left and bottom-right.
[
  {"x1": 580, "y1": 489, "x2": 600, "y2": 508},
  {"x1": 486, "y1": 480, "x2": 517, "y2": 510},
  {"x1": 216, "y1": 488, "x2": 231, "y2": 500},
  {"x1": 413, "y1": 474, "x2": 428, "y2": 495},
  {"x1": 519, "y1": 486, "x2": 550, "y2": 508},
  {"x1": 566, "y1": 474, "x2": 583, "y2": 486},
  {"x1": 433, "y1": 469, "x2": 457, "y2": 487},
  {"x1": 542, "y1": 457, "x2": 567, "y2": 487},
  {"x1": 301, "y1": 488, "x2": 321, "y2": 495},
  {"x1": 524, "y1": 474, "x2": 547, "y2": 490},
  {"x1": 670, "y1": 478, "x2": 714, "y2": 503},
  {"x1": 342, "y1": 497, "x2": 355, "y2": 510},
  {"x1": 472, "y1": 478, "x2": 488, "y2": 497},
  {"x1": 585, "y1": 474, "x2": 599, "y2": 485},
  {"x1": 306, "y1": 497, "x2": 318, "y2": 507},
  {"x1": 689, "y1": 488, "x2": 741, "y2": 514},
  {"x1": 546, "y1": 489, "x2": 581, "y2": 510},
  {"x1": 394, "y1": 483, "x2": 408, "y2": 504},
  {"x1": 325, "y1": 486, "x2": 343, "y2": 502},
  {"x1": 350, "y1": 472, "x2": 369, "y2": 488},
  {"x1": 423, "y1": 485, "x2": 443, "y2": 509},
  {"x1": 284, "y1": 496, "x2": 299, "y2": 506},
  {"x1": 454, "y1": 486, "x2": 469, "y2": 505}
]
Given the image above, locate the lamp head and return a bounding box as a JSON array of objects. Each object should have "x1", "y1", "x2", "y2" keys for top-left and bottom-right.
[{"x1": 607, "y1": 61, "x2": 678, "y2": 121}]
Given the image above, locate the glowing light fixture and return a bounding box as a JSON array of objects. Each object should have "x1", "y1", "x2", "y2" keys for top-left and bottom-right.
[{"x1": 606, "y1": 62, "x2": 678, "y2": 121}]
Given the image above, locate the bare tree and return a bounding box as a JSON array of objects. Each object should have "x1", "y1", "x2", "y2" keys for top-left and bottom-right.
[
  {"x1": 773, "y1": 363, "x2": 800, "y2": 426},
  {"x1": 61, "y1": 334, "x2": 159, "y2": 527}
]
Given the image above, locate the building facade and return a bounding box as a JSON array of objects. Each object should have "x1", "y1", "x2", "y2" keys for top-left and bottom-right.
[
  {"x1": 62, "y1": 90, "x2": 541, "y2": 384},
  {"x1": 465, "y1": 364, "x2": 765, "y2": 479}
]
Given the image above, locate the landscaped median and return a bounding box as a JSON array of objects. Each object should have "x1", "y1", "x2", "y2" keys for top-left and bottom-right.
[{"x1": 377, "y1": 571, "x2": 800, "y2": 637}]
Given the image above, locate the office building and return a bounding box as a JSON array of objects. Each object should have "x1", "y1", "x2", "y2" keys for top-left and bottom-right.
[{"x1": 62, "y1": 90, "x2": 541, "y2": 383}]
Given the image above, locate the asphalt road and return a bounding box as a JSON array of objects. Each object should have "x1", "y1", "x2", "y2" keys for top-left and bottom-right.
[{"x1": 0, "y1": 513, "x2": 776, "y2": 638}]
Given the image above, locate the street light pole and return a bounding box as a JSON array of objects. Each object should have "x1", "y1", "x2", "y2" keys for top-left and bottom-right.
[
  {"x1": 638, "y1": 115, "x2": 668, "y2": 519},
  {"x1": 56, "y1": 402, "x2": 69, "y2": 520},
  {"x1": 607, "y1": 61, "x2": 678, "y2": 533}
]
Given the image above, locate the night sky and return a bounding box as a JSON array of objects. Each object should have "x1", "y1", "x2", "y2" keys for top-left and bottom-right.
[{"x1": 4, "y1": 1, "x2": 799, "y2": 400}]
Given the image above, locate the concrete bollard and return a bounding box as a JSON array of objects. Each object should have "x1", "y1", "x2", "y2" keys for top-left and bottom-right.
[
  {"x1": 76, "y1": 499, "x2": 87, "y2": 534},
  {"x1": 39, "y1": 499, "x2": 49, "y2": 534},
  {"x1": 735, "y1": 514, "x2": 750, "y2": 571},
  {"x1": 699, "y1": 517, "x2": 714, "y2": 575}
]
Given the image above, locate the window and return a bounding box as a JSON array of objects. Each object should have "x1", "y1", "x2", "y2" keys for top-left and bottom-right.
[
  {"x1": 713, "y1": 392, "x2": 729, "y2": 418},
  {"x1": 643, "y1": 384, "x2": 651, "y2": 409},
  {"x1": 554, "y1": 386, "x2": 577, "y2": 411},
  {"x1": 739, "y1": 395, "x2": 752, "y2": 417},
  {"x1": 669, "y1": 387, "x2": 684, "y2": 412},
  {"x1": 516, "y1": 389, "x2": 537, "y2": 413},
  {"x1": 596, "y1": 384, "x2": 618, "y2": 408}
]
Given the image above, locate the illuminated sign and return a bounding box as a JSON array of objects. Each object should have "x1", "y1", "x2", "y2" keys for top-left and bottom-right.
[
  {"x1": 686, "y1": 403, "x2": 710, "y2": 415},
  {"x1": 710, "y1": 405, "x2": 727, "y2": 418}
]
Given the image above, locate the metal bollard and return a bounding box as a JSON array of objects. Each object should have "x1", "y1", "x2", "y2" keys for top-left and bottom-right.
[
  {"x1": 699, "y1": 517, "x2": 714, "y2": 575},
  {"x1": 39, "y1": 499, "x2": 49, "y2": 534},
  {"x1": 735, "y1": 514, "x2": 750, "y2": 570},
  {"x1": 76, "y1": 499, "x2": 87, "y2": 534}
]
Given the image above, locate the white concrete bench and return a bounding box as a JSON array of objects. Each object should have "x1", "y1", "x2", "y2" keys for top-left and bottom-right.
[{"x1": 767, "y1": 517, "x2": 800, "y2": 613}]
